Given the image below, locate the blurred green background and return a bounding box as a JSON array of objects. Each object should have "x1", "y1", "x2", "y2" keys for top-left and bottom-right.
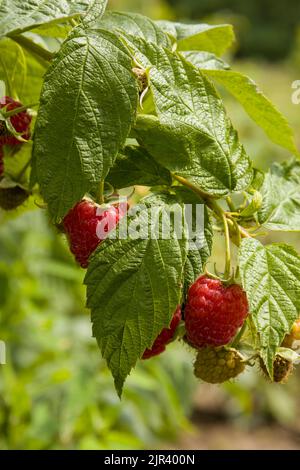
[{"x1": 1, "y1": 0, "x2": 300, "y2": 450}]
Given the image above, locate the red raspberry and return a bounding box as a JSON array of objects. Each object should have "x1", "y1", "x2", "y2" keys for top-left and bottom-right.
[
  {"x1": 142, "y1": 306, "x2": 181, "y2": 359},
  {"x1": 0, "y1": 147, "x2": 4, "y2": 176},
  {"x1": 0, "y1": 96, "x2": 32, "y2": 146},
  {"x1": 185, "y1": 275, "x2": 248, "y2": 348},
  {"x1": 63, "y1": 199, "x2": 128, "y2": 268}
]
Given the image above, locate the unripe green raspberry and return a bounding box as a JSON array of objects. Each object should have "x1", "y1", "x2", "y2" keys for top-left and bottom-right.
[{"x1": 194, "y1": 347, "x2": 246, "y2": 384}]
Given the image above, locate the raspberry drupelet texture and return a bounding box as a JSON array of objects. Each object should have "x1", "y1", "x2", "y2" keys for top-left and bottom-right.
[
  {"x1": 0, "y1": 96, "x2": 32, "y2": 146},
  {"x1": 194, "y1": 347, "x2": 246, "y2": 383},
  {"x1": 142, "y1": 306, "x2": 181, "y2": 359},
  {"x1": 185, "y1": 275, "x2": 249, "y2": 348},
  {"x1": 63, "y1": 199, "x2": 128, "y2": 268}
]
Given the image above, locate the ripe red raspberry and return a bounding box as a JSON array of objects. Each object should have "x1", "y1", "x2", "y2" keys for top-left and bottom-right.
[
  {"x1": 185, "y1": 275, "x2": 249, "y2": 348},
  {"x1": 0, "y1": 146, "x2": 4, "y2": 176},
  {"x1": 142, "y1": 306, "x2": 181, "y2": 359},
  {"x1": 0, "y1": 96, "x2": 32, "y2": 146},
  {"x1": 63, "y1": 199, "x2": 128, "y2": 268}
]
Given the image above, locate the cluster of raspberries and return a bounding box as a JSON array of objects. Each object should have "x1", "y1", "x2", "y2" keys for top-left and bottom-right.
[
  {"x1": 63, "y1": 199, "x2": 249, "y2": 360},
  {"x1": 0, "y1": 96, "x2": 32, "y2": 177}
]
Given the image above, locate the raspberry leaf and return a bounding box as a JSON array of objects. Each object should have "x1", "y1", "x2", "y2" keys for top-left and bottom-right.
[
  {"x1": 173, "y1": 187, "x2": 213, "y2": 293},
  {"x1": 85, "y1": 195, "x2": 188, "y2": 395},
  {"x1": 0, "y1": 0, "x2": 107, "y2": 38},
  {"x1": 239, "y1": 238, "x2": 300, "y2": 376},
  {"x1": 258, "y1": 158, "x2": 300, "y2": 231},
  {"x1": 99, "y1": 11, "x2": 170, "y2": 48},
  {"x1": 201, "y1": 70, "x2": 298, "y2": 155},
  {"x1": 34, "y1": 27, "x2": 138, "y2": 221},
  {"x1": 0, "y1": 38, "x2": 46, "y2": 102},
  {"x1": 107, "y1": 146, "x2": 172, "y2": 189},
  {"x1": 156, "y1": 21, "x2": 235, "y2": 56},
  {"x1": 128, "y1": 40, "x2": 252, "y2": 195},
  {"x1": 83, "y1": 0, "x2": 108, "y2": 25},
  {"x1": 182, "y1": 51, "x2": 229, "y2": 71}
]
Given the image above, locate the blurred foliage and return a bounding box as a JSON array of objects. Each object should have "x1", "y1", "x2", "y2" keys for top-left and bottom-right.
[
  {"x1": 0, "y1": 210, "x2": 195, "y2": 449},
  {"x1": 166, "y1": 0, "x2": 300, "y2": 61},
  {"x1": 0, "y1": 0, "x2": 300, "y2": 450},
  {"x1": 109, "y1": 0, "x2": 174, "y2": 20}
]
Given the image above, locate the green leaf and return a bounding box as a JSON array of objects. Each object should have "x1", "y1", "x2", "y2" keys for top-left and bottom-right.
[
  {"x1": 0, "y1": 38, "x2": 26, "y2": 97},
  {"x1": 258, "y1": 158, "x2": 300, "y2": 231},
  {"x1": 29, "y1": 23, "x2": 71, "y2": 38},
  {"x1": 129, "y1": 41, "x2": 252, "y2": 196},
  {"x1": 83, "y1": 0, "x2": 108, "y2": 25},
  {"x1": 106, "y1": 145, "x2": 172, "y2": 189},
  {"x1": 202, "y1": 70, "x2": 298, "y2": 155},
  {"x1": 99, "y1": 11, "x2": 170, "y2": 47},
  {"x1": 239, "y1": 191, "x2": 263, "y2": 218},
  {"x1": 156, "y1": 21, "x2": 235, "y2": 55},
  {"x1": 173, "y1": 187, "x2": 212, "y2": 292},
  {"x1": 0, "y1": 0, "x2": 107, "y2": 38},
  {"x1": 239, "y1": 238, "x2": 300, "y2": 375},
  {"x1": 182, "y1": 51, "x2": 229, "y2": 70},
  {"x1": 0, "y1": 37, "x2": 46, "y2": 102},
  {"x1": 33, "y1": 27, "x2": 138, "y2": 221},
  {"x1": 85, "y1": 194, "x2": 187, "y2": 395}
]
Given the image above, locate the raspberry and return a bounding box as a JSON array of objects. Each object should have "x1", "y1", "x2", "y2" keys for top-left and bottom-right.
[
  {"x1": 194, "y1": 347, "x2": 245, "y2": 383},
  {"x1": 63, "y1": 199, "x2": 128, "y2": 268},
  {"x1": 260, "y1": 355, "x2": 293, "y2": 383},
  {"x1": 185, "y1": 275, "x2": 249, "y2": 348},
  {"x1": 0, "y1": 96, "x2": 32, "y2": 146},
  {"x1": 0, "y1": 147, "x2": 4, "y2": 176},
  {"x1": 0, "y1": 186, "x2": 29, "y2": 210},
  {"x1": 142, "y1": 306, "x2": 181, "y2": 359}
]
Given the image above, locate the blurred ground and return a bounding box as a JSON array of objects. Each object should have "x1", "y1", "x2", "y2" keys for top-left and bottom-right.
[{"x1": 171, "y1": 384, "x2": 300, "y2": 450}]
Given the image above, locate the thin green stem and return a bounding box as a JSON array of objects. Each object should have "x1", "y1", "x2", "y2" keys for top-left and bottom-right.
[
  {"x1": 172, "y1": 173, "x2": 252, "y2": 243},
  {"x1": 227, "y1": 215, "x2": 242, "y2": 247},
  {"x1": 172, "y1": 173, "x2": 215, "y2": 202},
  {"x1": 10, "y1": 35, "x2": 53, "y2": 63},
  {"x1": 1, "y1": 103, "x2": 38, "y2": 119},
  {"x1": 221, "y1": 212, "x2": 231, "y2": 278},
  {"x1": 97, "y1": 180, "x2": 105, "y2": 205},
  {"x1": 226, "y1": 196, "x2": 236, "y2": 212}
]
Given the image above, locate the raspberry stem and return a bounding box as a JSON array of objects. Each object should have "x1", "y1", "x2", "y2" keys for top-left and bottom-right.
[
  {"x1": 1, "y1": 103, "x2": 38, "y2": 119},
  {"x1": 96, "y1": 180, "x2": 105, "y2": 205},
  {"x1": 11, "y1": 35, "x2": 53, "y2": 63},
  {"x1": 172, "y1": 174, "x2": 252, "y2": 245},
  {"x1": 221, "y1": 211, "x2": 231, "y2": 278},
  {"x1": 226, "y1": 196, "x2": 236, "y2": 212}
]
